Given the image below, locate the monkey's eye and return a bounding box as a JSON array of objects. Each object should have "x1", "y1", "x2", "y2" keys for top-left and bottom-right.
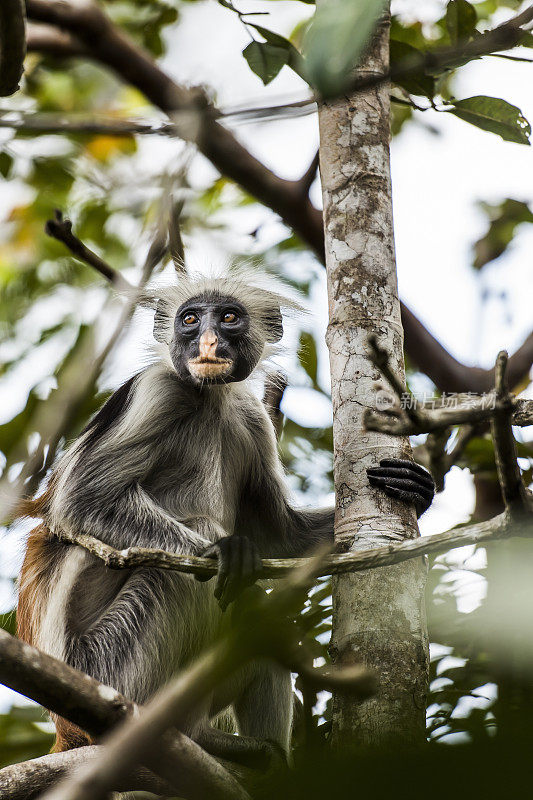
[
  {"x1": 182, "y1": 313, "x2": 199, "y2": 326},
  {"x1": 222, "y1": 311, "x2": 238, "y2": 324}
]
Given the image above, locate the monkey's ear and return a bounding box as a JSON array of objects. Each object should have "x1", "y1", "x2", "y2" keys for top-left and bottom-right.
[
  {"x1": 153, "y1": 300, "x2": 170, "y2": 343},
  {"x1": 264, "y1": 308, "x2": 283, "y2": 343}
]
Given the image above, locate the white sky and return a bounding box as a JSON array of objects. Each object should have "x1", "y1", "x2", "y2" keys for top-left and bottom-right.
[{"x1": 1, "y1": 0, "x2": 532, "y2": 712}]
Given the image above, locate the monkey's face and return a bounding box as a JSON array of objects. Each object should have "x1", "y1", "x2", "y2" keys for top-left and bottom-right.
[{"x1": 170, "y1": 293, "x2": 265, "y2": 386}]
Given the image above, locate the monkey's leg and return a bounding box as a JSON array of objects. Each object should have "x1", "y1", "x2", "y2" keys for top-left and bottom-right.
[
  {"x1": 194, "y1": 728, "x2": 282, "y2": 770},
  {"x1": 233, "y1": 660, "x2": 293, "y2": 755}
]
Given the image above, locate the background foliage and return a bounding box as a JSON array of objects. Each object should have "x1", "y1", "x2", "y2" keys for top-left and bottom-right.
[{"x1": 1, "y1": 0, "x2": 533, "y2": 786}]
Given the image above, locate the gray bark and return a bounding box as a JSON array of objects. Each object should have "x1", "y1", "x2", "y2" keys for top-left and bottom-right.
[{"x1": 317, "y1": 7, "x2": 429, "y2": 747}]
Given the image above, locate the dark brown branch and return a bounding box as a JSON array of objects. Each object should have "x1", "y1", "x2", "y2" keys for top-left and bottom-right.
[
  {"x1": 26, "y1": 22, "x2": 87, "y2": 59},
  {"x1": 24, "y1": 0, "x2": 533, "y2": 395},
  {"x1": 45, "y1": 210, "x2": 133, "y2": 291},
  {"x1": 0, "y1": 0, "x2": 26, "y2": 96},
  {"x1": 490, "y1": 350, "x2": 530, "y2": 513},
  {"x1": 25, "y1": 0, "x2": 325, "y2": 260}
]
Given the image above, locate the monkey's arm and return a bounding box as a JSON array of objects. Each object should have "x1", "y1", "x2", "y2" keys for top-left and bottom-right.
[
  {"x1": 49, "y1": 440, "x2": 214, "y2": 553},
  {"x1": 57, "y1": 482, "x2": 213, "y2": 553}
]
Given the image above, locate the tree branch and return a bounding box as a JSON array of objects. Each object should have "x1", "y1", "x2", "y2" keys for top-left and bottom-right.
[
  {"x1": 0, "y1": 0, "x2": 26, "y2": 96},
  {"x1": 55, "y1": 507, "x2": 532, "y2": 580},
  {"x1": 45, "y1": 210, "x2": 133, "y2": 291},
  {"x1": 0, "y1": 630, "x2": 249, "y2": 800},
  {"x1": 0, "y1": 747, "x2": 175, "y2": 800},
  {"x1": 22, "y1": 1, "x2": 533, "y2": 397},
  {"x1": 26, "y1": 22, "x2": 87, "y2": 59},
  {"x1": 365, "y1": 395, "x2": 533, "y2": 436}
]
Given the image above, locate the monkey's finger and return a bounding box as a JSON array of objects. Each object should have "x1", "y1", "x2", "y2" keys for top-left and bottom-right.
[
  {"x1": 195, "y1": 544, "x2": 218, "y2": 582},
  {"x1": 368, "y1": 475, "x2": 434, "y2": 504},
  {"x1": 378, "y1": 459, "x2": 433, "y2": 483},
  {"x1": 219, "y1": 537, "x2": 246, "y2": 609},
  {"x1": 241, "y1": 537, "x2": 256, "y2": 585},
  {"x1": 368, "y1": 465, "x2": 434, "y2": 491},
  {"x1": 374, "y1": 483, "x2": 432, "y2": 516},
  {"x1": 213, "y1": 541, "x2": 232, "y2": 602}
]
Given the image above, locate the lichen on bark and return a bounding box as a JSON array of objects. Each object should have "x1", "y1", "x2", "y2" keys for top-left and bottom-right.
[{"x1": 317, "y1": 6, "x2": 429, "y2": 747}]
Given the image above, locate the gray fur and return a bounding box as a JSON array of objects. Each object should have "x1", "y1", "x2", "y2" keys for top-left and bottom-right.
[{"x1": 37, "y1": 273, "x2": 333, "y2": 759}]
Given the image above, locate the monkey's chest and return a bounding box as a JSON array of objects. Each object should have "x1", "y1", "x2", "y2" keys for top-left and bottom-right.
[{"x1": 145, "y1": 420, "x2": 248, "y2": 532}]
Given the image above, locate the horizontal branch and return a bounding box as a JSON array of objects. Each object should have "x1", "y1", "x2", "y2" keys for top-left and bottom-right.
[
  {"x1": 365, "y1": 396, "x2": 533, "y2": 436},
  {"x1": 0, "y1": 109, "x2": 171, "y2": 137},
  {"x1": 57, "y1": 510, "x2": 527, "y2": 581}
]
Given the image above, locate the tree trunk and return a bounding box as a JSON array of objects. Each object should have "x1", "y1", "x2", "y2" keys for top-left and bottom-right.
[{"x1": 317, "y1": 6, "x2": 429, "y2": 747}]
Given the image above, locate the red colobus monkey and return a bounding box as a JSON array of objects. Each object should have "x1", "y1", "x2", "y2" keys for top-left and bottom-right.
[{"x1": 18, "y1": 271, "x2": 434, "y2": 763}]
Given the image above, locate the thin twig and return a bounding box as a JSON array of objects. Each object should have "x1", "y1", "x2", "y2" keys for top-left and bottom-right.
[
  {"x1": 490, "y1": 350, "x2": 530, "y2": 514},
  {"x1": 368, "y1": 334, "x2": 422, "y2": 424},
  {"x1": 365, "y1": 395, "x2": 533, "y2": 436},
  {"x1": 45, "y1": 210, "x2": 133, "y2": 292}
]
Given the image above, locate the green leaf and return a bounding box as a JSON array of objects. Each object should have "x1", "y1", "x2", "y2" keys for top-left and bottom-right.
[
  {"x1": 0, "y1": 610, "x2": 16, "y2": 635},
  {"x1": 445, "y1": 0, "x2": 477, "y2": 44},
  {"x1": 472, "y1": 199, "x2": 533, "y2": 270},
  {"x1": 0, "y1": 151, "x2": 13, "y2": 178},
  {"x1": 299, "y1": 331, "x2": 318, "y2": 386},
  {"x1": 448, "y1": 96, "x2": 531, "y2": 145},
  {"x1": 247, "y1": 24, "x2": 307, "y2": 81},
  {"x1": 390, "y1": 40, "x2": 435, "y2": 98},
  {"x1": 242, "y1": 40, "x2": 290, "y2": 85},
  {"x1": 303, "y1": 0, "x2": 388, "y2": 97}
]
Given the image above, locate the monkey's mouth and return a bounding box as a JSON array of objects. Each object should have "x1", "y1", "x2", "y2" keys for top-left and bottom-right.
[{"x1": 188, "y1": 357, "x2": 233, "y2": 380}]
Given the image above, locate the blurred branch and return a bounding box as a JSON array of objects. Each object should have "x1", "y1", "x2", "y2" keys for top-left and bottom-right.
[
  {"x1": 23, "y1": 0, "x2": 533, "y2": 396},
  {"x1": 168, "y1": 197, "x2": 186, "y2": 273},
  {"x1": 416, "y1": 423, "x2": 481, "y2": 492},
  {"x1": 400, "y1": 305, "x2": 533, "y2": 394},
  {"x1": 0, "y1": 0, "x2": 26, "y2": 96},
  {"x1": 491, "y1": 351, "x2": 531, "y2": 514},
  {"x1": 45, "y1": 210, "x2": 133, "y2": 292},
  {"x1": 0, "y1": 629, "x2": 248, "y2": 800},
  {"x1": 26, "y1": 21, "x2": 86, "y2": 59},
  {"x1": 298, "y1": 150, "x2": 320, "y2": 197},
  {"x1": 0, "y1": 109, "x2": 169, "y2": 136},
  {"x1": 0, "y1": 747, "x2": 176, "y2": 800}
]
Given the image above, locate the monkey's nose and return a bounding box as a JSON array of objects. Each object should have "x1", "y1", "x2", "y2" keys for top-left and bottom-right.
[{"x1": 199, "y1": 329, "x2": 218, "y2": 360}]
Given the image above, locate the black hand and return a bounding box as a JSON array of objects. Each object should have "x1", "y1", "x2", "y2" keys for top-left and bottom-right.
[
  {"x1": 196, "y1": 535, "x2": 262, "y2": 611},
  {"x1": 367, "y1": 458, "x2": 435, "y2": 517}
]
